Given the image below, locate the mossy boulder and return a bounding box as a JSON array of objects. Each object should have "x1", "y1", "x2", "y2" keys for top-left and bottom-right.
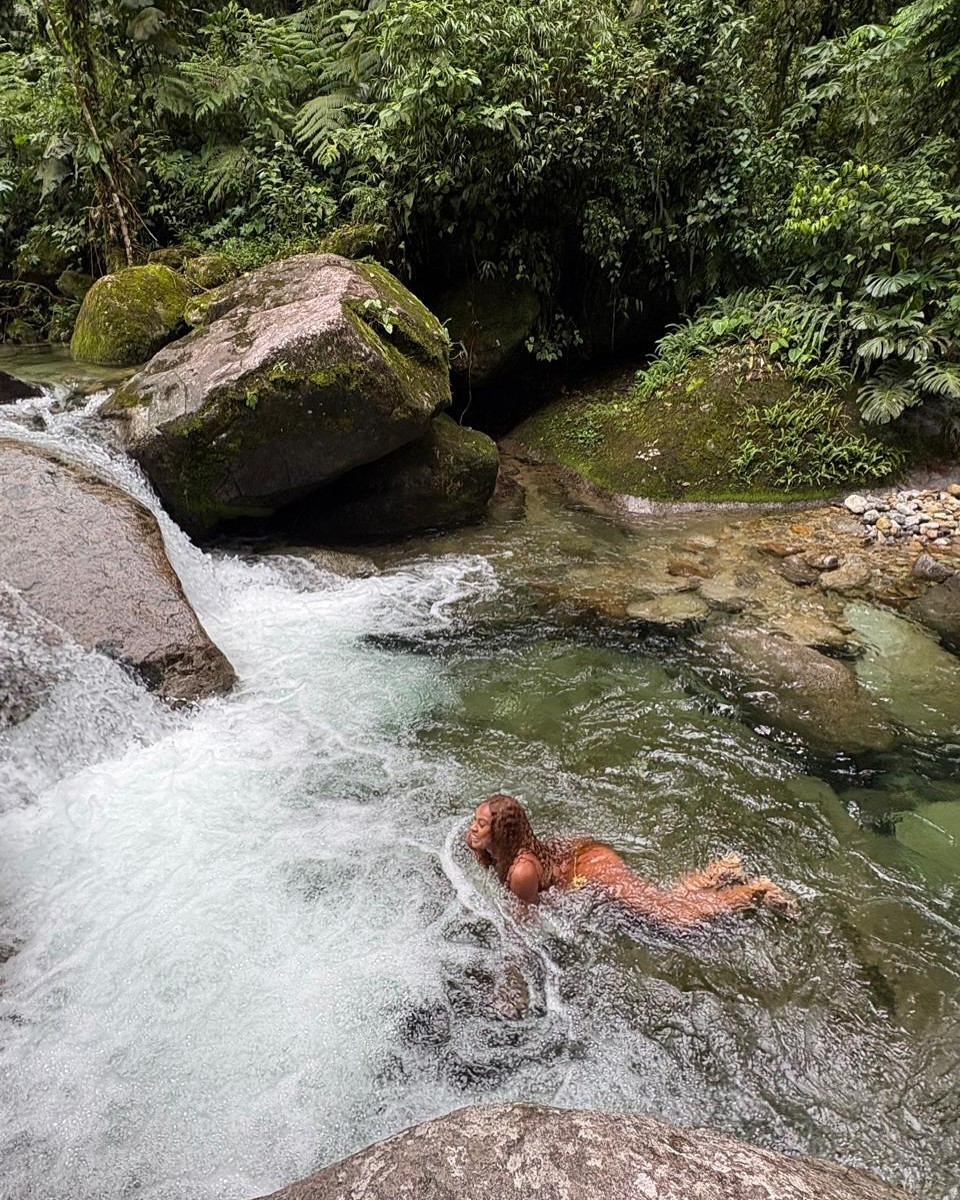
[
  {"x1": 56, "y1": 268, "x2": 93, "y2": 301},
  {"x1": 182, "y1": 252, "x2": 238, "y2": 291},
  {"x1": 101, "y1": 253, "x2": 451, "y2": 535},
  {"x1": 438, "y1": 277, "x2": 540, "y2": 387},
  {"x1": 512, "y1": 351, "x2": 900, "y2": 502},
  {"x1": 70, "y1": 265, "x2": 191, "y2": 366},
  {"x1": 284, "y1": 414, "x2": 499, "y2": 541},
  {"x1": 147, "y1": 246, "x2": 200, "y2": 270},
  {"x1": 318, "y1": 222, "x2": 387, "y2": 261}
]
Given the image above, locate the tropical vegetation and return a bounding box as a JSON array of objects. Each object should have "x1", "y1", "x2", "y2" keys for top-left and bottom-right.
[{"x1": 1, "y1": 0, "x2": 958, "y2": 450}]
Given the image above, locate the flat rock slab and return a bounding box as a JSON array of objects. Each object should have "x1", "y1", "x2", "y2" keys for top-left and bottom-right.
[
  {"x1": 252, "y1": 1102, "x2": 916, "y2": 1200},
  {"x1": 0, "y1": 439, "x2": 235, "y2": 704}
]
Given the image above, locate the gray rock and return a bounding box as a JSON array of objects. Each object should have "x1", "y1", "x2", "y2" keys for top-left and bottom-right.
[
  {"x1": 697, "y1": 624, "x2": 895, "y2": 755},
  {"x1": 818, "y1": 557, "x2": 872, "y2": 593},
  {"x1": 284, "y1": 414, "x2": 498, "y2": 542},
  {"x1": 779, "y1": 554, "x2": 819, "y2": 586},
  {"x1": 909, "y1": 575, "x2": 960, "y2": 652},
  {"x1": 843, "y1": 494, "x2": 870, "y2": 514},
  {"x1": 912, "y1": 553, "x2": 954, "y2": 583},
  {"x1": 102, "y1": 254, "x2": 450, "y2": 535},
  {"x1": 0, "y1": 439, "x2": 235, "y2": 703},
  {"x1": 252, "y1": 1102, "x2": 917, "y2": 1200},
  {"x1": 70, "y1": 264, "x2": 191, "y2": 366}
]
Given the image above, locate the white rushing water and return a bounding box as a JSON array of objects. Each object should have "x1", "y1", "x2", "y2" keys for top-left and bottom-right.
[{"x1": 0, "y1": 394, "x2": 516, "y2": 1199}]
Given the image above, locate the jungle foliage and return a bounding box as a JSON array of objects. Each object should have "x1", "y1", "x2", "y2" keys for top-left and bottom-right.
[{"x1": 1, "y1": 0, "x2": 958, "y2": 438}]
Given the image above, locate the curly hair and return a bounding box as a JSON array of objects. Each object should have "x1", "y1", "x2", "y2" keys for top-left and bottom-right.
[{"x1": 485, "y1": 794, "x2": 546, "y2": 882}]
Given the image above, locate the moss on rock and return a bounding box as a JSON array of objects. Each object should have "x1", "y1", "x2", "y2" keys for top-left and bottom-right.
[
  {"x1": 286, "y1": 414, "x2": 499, "y2": 541},
  {"x1": 183, "y1": 253, "x2": 238, "y2": 291},
  {"x1": 513, "y1": 350, "x2": 901, "y2": 502},
  {"x1": 318, "y1": 223, "x2": 387, "y2": 261},
  {"x1": 70, "y1": 265, "x2": 192, "y2": 366}
]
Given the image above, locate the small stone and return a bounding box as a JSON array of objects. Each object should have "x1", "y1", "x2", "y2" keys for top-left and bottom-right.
[
  {"x1": 803, "y1": 552, "x2": 840, "y2": 571},
  {"x1": 875, "y1": 516, "x2": 892, "y2": 533},
  {"x1": 675, "y1": 535, "x2": 718, "y2": 553},
  {"x1": 819, "y1": 557, "x2": 872, "y2": 593},
  {"x1": 948, "y1": 483, "x2": 960, "y2": 497},
  {"x1": 844, "y1": 495, "x2": 869, "y2": 514},
  {"x1": 903, "y1": 515, "x2": 921, "y2": 529},
  {"x1": 756, "y1": 541, "x2": 804, "y2": 558},
  {"x1": 923, "y1": 525, "x2": 941, "y2": 540},
  {"x1": 666, "y1": 558, "x2": 713, "y2": 579},
  {"x1": 779, "y1": 554, "x2": 819, "y2": 586},
  {"x1": 790, "y1": 523, "x2": 813, "y2": 536},
  {"x1": 862, "y1": 509, "x2": 880, "y2": 524},
  {"x1": 895, "y1": 502, "x2": 918, "y2": 516}
]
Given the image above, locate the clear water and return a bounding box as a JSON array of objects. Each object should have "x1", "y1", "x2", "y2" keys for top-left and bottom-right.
[{"x1": 1, "y1": 371, "x2": 958, "y2": 1200}]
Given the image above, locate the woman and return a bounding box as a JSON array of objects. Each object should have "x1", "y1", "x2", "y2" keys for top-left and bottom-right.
[{"x1": 465, "y1": 794, "x2": 795, "y2": 928}]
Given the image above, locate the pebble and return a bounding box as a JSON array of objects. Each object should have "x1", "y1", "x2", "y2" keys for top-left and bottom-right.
[{"x1": 844, "y1": 486, "x2": 959, "y2": 547}]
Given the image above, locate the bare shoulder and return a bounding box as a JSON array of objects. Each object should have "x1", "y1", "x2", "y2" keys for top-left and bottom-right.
[{"x1": 506, "y1": 850, "x2": 542, "y2": 903}]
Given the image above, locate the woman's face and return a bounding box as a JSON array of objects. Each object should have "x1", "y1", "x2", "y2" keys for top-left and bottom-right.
[{"x1": 466, "y1": 801, "x2": 493, "y2": 852}]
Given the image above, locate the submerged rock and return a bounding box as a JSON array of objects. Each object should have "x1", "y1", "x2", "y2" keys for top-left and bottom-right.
[
  {"x1": 102, "y1": 254, "x2": 451, "y2": 535},
  {"x1": 70, "y1": 265, "x2": 191, "y2": 366},
  {"x1": 284, "y1": 414, "x2": 499, "y2": 541},
  {"x1": 846, "y1": 601, "x2": 960, "y2": 740},
  {"x1": 253, "y1": 1102, "x2": 917, "y2": 1200},
  {"x1": 908, "y1": 575, "x2": 960, "y2": 652},
  {"x1": 0, "y1": 439, "x2": 235, "y2": 703},
  {"x1": 697, "y1": 623, "x2": 896, "y2": 756}
]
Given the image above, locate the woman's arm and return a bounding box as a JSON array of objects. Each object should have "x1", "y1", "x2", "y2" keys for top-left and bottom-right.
[{"x1": 506, "y1": 854, "x2": 541, "y2": 905}]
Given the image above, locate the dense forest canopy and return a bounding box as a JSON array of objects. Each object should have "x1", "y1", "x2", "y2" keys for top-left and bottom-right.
[{"x1": 1, "y1": 0, "x2": 958, "y2": 430}]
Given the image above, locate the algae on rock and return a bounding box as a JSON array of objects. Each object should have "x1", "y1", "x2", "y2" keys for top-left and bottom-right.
[
  {"x1": 102, "y1": 253, "x2": 451, "y2": 535},
  {"x1": 70, "y1": 265, "x2": 192, "y2": 366}
]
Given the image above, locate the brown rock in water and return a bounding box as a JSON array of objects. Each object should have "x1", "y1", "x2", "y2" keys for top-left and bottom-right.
[
  {"x1": 779, "y1": 554, "x2": 819, "y2": 586},
  {"x1": 818, "y1": 557, "x2": 872, "y2": 594},
  {"x1": 697, "y1": 624, "x2": 895, "y2": 755},
  {"x1": 0, "y1": 439, "x2": 235, "y2": 704},
  {"x1": 253, "y1": 1103, "x2": 918, "y2": 1200},
  {"x1": 909, "y1": 575, "x2": 960, "y2": 652}
]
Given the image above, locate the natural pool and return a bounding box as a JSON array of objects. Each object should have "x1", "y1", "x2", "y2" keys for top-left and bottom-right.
[{"x1": 1, "y1": 353, "x2": 958, "y2": 1200}]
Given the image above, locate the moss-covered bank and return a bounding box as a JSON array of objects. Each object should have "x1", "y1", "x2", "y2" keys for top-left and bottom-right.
[{"x1": 512, "y1": 350, "x2": 903, "y2": 502}]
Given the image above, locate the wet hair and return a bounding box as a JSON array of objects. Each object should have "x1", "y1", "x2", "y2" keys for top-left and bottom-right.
[{"x1": 485, "y1": 794, "x2": 544, "y2": 882}]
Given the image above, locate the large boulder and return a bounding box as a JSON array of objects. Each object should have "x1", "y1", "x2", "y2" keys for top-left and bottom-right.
[
  {"x1": 253, "y1": 1103, "x2": 916, "y2": 1200},
  {"x1": 70, "y1": 264, "x2": 191, "y2": 366},
  {"x1": 102, "y1": 254, "x2": 451, "y2": 535},
  {"x1": 696, "y1": 623, "x2": 896, "y2": 756},
  {"x1": 0, "y1": 439, "x2": 235, "y2": 704},
  {"x1": 286, "y1": 414, "x2": 499, "y2": 541}
]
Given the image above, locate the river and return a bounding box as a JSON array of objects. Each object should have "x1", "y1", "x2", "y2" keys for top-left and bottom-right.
[{"x1": 1, "y1": 350, "x2": 958, "y2": 1200}]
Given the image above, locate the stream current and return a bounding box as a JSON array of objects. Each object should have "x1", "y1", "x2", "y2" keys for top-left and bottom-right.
[{"x1": 1, "y1": 353, "x2": 958, "y2": 1200}]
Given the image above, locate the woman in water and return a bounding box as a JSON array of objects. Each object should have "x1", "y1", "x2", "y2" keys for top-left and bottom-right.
[{"x1": 465, "y1": 794, "x2": 794, "y2": 928}]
